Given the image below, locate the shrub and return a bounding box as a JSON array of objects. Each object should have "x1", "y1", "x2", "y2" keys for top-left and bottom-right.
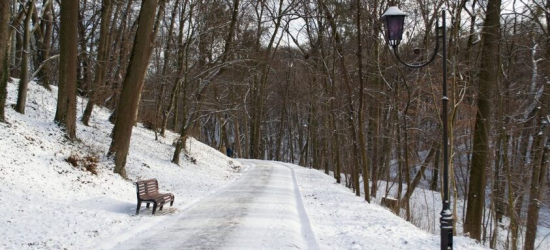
[{"x1": 66, "y1": 153, "x2": 99, "y2": 175}]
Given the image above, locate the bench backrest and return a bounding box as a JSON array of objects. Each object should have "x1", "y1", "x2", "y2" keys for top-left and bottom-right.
[{"x1": 135, "y1": 179, "x2": 159, "y2": 199}]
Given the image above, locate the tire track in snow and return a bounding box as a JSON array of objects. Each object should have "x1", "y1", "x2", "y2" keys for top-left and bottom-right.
[{"x1": 274, "y1": 161, "x2": 320, "y2": 249}]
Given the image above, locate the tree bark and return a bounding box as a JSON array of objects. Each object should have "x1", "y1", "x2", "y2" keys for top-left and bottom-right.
[
  {"x1": 54, "y1": 0, "x2": 78, "y2": 140},
  {"x1": 0, "y1": 0, "x2": 11, "y2": 122},
  {"x1": 108, "y1": 0, "x2": 135, "y2": 121},
  {"x1": 9, "y1": 4, "x2": 24, "y2": 78},
  {"x1": 464, "y1": 0, "x2": 501, "y2": 240},
  {"x1": 524, "y1": 2, "x2": 550, "y2": 249},
  {"x1": 40, "y1": 0, "x2": 53, "y2": 91},
  {"x1": 31, "y1": 0, "x2": 53, "y2": 91},
  {"x1": 15, "y1": 0, "x2": 33, "y2": 114},
  {"x1": 356, "y1": 0, "x2": 371, "y2": 202},
  {"x1": 154, "y1": 0, "x2": 181, "y2": 138},
  {"x1": 320, "y1": 0, "x2": 362, "y2": 197},
  {"x1": 81, "y1": 0, "x2": 113, "y2": 126},
  {"x1": 108, "y1": 0, "x2": 159, "y2": 178},
  {"x1": 400, "y1": 141, "x2": 438, "y2": 205}
]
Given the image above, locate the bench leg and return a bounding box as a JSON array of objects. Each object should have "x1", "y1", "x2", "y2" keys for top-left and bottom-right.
[
  {"x1": 146, "y1": 203, "x2": 150, "y2": 209},
  {"x1": 170, "y1": 200, "x2": 174, "y2": 206},
  {"x1": 136, "y1": 202, "x2": 142, "y2": 215},
  {"x1": 159, "y1": 205, "x2": 164, "y2": 211},
  {"x1": 152, "y1": 202, "x2": 158, "y2": 215}
]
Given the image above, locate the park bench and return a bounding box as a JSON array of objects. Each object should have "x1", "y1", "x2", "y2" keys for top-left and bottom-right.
[{"x1": 135, "y1": 179, "x2": 175, "y2": 215}]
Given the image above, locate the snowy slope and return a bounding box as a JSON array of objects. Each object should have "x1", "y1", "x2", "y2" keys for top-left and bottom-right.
[
  {"x1": 276, "y1": 162, "x2": 487, "y2": 250},
  {"x1": 0, "y1": 80, "x2": 243, "y2": 249}
]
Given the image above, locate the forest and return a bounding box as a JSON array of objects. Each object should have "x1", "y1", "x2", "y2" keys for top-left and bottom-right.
[{"x1": 0, "y1": 0, "x2": 548, "y2": 249}]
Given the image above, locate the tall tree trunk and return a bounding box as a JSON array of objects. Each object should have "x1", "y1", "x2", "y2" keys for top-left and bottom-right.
[
  {"x1": 108, "y1": 0, "x2": 159, "y2": 178},
  {"x1": 9, "y1": 4, "x2": 24, "y2": 78},
  {"x1": 524, "y1": 3, "x2": 550, "y2": 249},
  {"x1": 0, "y1": 0, "x2": 11, "y2": 122},
  {"x1": 400, "y1": 141, "x2": 438, "y2": 205},
  {"x1": 81, "y1": 0, "x2": 113, "y2": 126},
  {"x1": 464, "y1": 0, "x2": 501, "y2": 240},
  {"x1": 431, "y1": 149, "x2": 440, "y2": 191},
  {"x1": 77, "y1": 6, "x2": 94, "y2": 95},
  {"x1": 15, "y1": 0, "x2": 33, "y2": 114},
  {"x1": 40, "y1": 0, "x2": 53, "y2": 91},
  {"x1": 155, "y1": 0, "x2": 182, "y2": 138},
  {"x1": 490, "y1": 92, "x2": 507, "y2": 248},
  {"x1": 356, "y1": 0, "x2": 371, "y2": 202},
  {"x1": 275, "y1": 72, "x2": 290, "y2": 160},
  {"x1": 170, "y1": 27, "x2": 192, "y2": 165},
  {"x1": 161, "y1": 14, "x2": 189, "y2": 136},
  {"x1": 524, "y1": 116, "x2": 550, "y2": 250},
  {"x1": 108, "y1": 0, "x2": 135, "y2": 122},
  {"x1": 54, "y1": 0, "x2": 78, "y2": 140},
  {"x1": 31, "y1": 0, "x2": 53, "y2": 91},
  {"x1": 503, "y1": 132, "x2": 518, "y2": 250},
  {"x1": 320, "y1": 0, "x2": 361, "y2": 197}
]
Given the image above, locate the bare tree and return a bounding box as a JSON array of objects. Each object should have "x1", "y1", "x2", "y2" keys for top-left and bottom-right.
[
  {"x1": 54, "y1": 0, "x2": 79, "y2": 140},
  {"x1": 464, "y1": 0, "x2": 501, "y2": 240},
  {"x1": 523, "y1": 1, "x2": 550, "y2": 249},
  {"x1": 0, "y1": 0, "x2": 12, "y2": 122},
  {"x1": 81, "y1": 0, "x2": 113, "y2": 126},
  {"x1": 108, "y1": 0, "x2": 160, "y2": 178},
  {"x1": 15, "y1": 0, "x2": 33, "y2": 114}
]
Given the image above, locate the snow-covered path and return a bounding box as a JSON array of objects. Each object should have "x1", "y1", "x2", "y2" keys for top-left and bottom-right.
[{"x1": 115, "y1": 160, "x2": 318, "y2": 249}]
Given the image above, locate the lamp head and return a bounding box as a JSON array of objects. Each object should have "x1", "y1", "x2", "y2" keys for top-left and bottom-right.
[{"x1": 381, "y1": 6, "x2": 407, "y2": 47}]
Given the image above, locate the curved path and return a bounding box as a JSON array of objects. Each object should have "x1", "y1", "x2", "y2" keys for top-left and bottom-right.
[{"x1": 116, "y1": 160, "x2": 318, "y2": 250}]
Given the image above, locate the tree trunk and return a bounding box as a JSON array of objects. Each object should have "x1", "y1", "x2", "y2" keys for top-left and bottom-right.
[
  {"x1": 15, "y1": 0, "x2": 33, "y2": 114},
  {"x1": 320, "y1": 0, "x2": 361, "y2": 197},
  {"x1": 108, "y1": 0, "x2": 159, "y2": 178},
  {"x1": 81, "y1": 0, "x2": 113, "y2": 126},
  {"x1": 9, "y1": 4, "x2": 24, "y2": 78},
  {"x1": 154, "y1": 0, "x2": 181, "y2": 138},
  {"x1": 356, "y1": 0, "x2": 370, "y2": 202},
  {"x1": 503, "y1": 131, "x2": 518, "y2": 250},
  {"x1": 41, "y1": 0, "x2": 53, "y2": 91},
  {"x1": 0, "y1": 0, "x2": 11, "y2": 122},
  {"x1": 524, "y1": 120, "x2": 550, "y2": 250},
  {"x1": 464, "y1": 0, "x2": 501, "y2": 240},
  {"x1": 32, "y1": 0, "x2": 53, "y2": 91},
  {"x1": 524, "y1": 3, "x2": 550, "y2": 249},
  {"x1": 400, "y1": 142, "x2": 438, "y2": 205},
  {"x1": 161, "y1": 0, "x2": 184, "y2": 135},
  {"x1": 77, "y1": 7, "x2": 95, "y2": 95},
  {"x1": 108, "y1": 0, "x2": 135, "y2": 121},
  {"x1": 54, "y1": 0, "x2": 78, "y2": 140},
  {"x1": 431, "y1": 149, "x2": 440, "y2": 191}
]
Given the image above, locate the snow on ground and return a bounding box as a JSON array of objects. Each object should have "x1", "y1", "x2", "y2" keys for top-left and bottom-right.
[
  {"x1": 115, "y1": 160, "x2": 318, "y2": 250},
  {"x1": 0, "y1": 80, "x2": 243, "y2": 249},
  {"x1": 368, "y1": 177, "x2": 550, "y2": 249},
  {"x1": 275, "y1": 162, "x2": 487, "y2": 250},
  {"x1": 0, "y1": 79, "x2": 531, "y2": 250}
]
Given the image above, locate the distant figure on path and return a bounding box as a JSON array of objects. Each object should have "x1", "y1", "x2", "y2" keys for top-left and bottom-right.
[{"x1": 226, "y1": 146, "x2": 233, "y2": 158}]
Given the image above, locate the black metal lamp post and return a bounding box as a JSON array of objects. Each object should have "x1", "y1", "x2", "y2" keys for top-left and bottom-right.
[{"x1": 381, "y1": 6, "x2": 453, "y2": 250}]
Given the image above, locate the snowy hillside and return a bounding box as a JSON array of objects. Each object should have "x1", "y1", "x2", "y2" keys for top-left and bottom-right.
[
  {"x1": 0, "y1": 80, "x2": 243, "y2": 249},
  {"x1": 0, "y1": 79, "x2": 499, "y2": 250}
]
